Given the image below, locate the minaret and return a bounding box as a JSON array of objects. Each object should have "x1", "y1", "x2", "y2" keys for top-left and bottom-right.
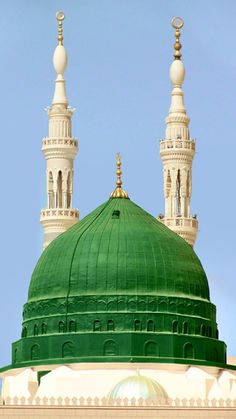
[
  {"x1": 40, "y1": 12, "x2": 79, "y2": 249},
  {"x1": 158, "y1": 17, "x2": 198, "y2": 246}
]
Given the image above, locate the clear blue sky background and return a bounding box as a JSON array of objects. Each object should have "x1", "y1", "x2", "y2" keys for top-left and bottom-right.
[{"x1": 0, "y1": 0, "x2": 235, "y2": 368}]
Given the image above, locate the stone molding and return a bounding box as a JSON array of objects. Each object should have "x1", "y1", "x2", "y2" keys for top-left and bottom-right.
[{"x1": 1, "y1": 396, "x2": 236, "y2": 408}]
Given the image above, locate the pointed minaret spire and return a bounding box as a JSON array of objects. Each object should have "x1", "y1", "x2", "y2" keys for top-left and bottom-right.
[
  {"x1": 40, "y1": 12, "x2": 79, "y2": 249},
  {"x1": 111, "y1": 153, "x2": 129, "y2": 198},
  {"x1": 158, "y1": 17, "x2": 198, "y2": 246}
]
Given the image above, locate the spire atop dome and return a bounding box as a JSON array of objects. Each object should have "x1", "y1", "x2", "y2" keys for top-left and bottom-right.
[
  {"x1": 52, "y1": 11, "x2": 68, "y2": 105},
  {"x1": 111, "y1": 153, "x2": 129, "y2": 198}
]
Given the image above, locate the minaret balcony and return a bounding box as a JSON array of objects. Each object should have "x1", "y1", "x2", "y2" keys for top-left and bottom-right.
[
  {"x1": 40, "y1": 208, "x2": 79, "y2": 249},
  {"x1": 158, "y1": 216, "x2": 198, "y2": 246},
  {"x1": 160, "y1": 138, "x2": 195, "y2": 152},
  {"x1": 42, "y1": 137, "x2": 78, "y2": 159},
  {"x1": 160, "y1": 139, "x2": 195, "y2": 162},
  {"x1": 42, "y1": 137, "x2": 78, "y2": 148},
  {"x1": 40, "y1": 208, "x2": 79, "y2": 220}
]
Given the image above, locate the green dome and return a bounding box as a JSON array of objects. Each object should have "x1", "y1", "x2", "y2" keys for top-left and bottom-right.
[
  {"x1": 11, "y1": 197, "x2": 226, "y2": 369},
  {"x1": 29, "y1": 197, "x2": 209, "y2": 302}
]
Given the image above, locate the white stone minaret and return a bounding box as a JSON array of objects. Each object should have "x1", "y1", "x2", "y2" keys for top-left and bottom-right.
[
  {"x1": 159, "y1": 17, "x2": 198, "y2": 246},
  {"x1": 40, "y1": 12, "x2": 79, "y2": 249}
]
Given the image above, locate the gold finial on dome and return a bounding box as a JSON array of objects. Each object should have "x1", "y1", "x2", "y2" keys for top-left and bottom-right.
[
  {"x1": 56, "y1": 11, "x2": 65, "y2": 45},
  {"x1": 171, "y1": 16, "x2": 184, "y2": 60},
  {"x1": 111, "y1": 153, "x2": 129, "y2": 198}
]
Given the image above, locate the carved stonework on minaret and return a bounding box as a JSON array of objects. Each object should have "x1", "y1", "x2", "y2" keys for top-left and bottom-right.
[
  {"x1": 158, "y1": 17, "x2": 198, "y2": 246},
  {"x1": 40, "y1": 12, "x2": 79, "y2": 249}
]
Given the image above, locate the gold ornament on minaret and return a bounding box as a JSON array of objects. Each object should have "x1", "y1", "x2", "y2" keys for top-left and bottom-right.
[
  {"x1": 171, "y1": 16, "x2": 184, "y2": 60},
  {"x1": 56, "y1": 11, "x2": 65, "y2": 46},
  {"x1": 111, "y1": 153, "x2": 129, "y2": 198}
]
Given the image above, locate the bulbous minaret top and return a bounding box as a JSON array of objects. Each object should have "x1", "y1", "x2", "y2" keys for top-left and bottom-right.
[
  {"x1": 40, "y1": 12, "x2": 79, "y2": 249},
  {"x1": 159, "y1": 17, "x2": 198, "y2": 247},
  {"x1": 52, "y1": 12, "x2": 68, "y2": 105},
  {"x1": 168, "y1": 17, "x2": 186, "y2": 120}
]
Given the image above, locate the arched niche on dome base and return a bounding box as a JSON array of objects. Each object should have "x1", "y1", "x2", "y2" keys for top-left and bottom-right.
[
  {"x1": 183, "y1": 342, "x2": 194, "y2": 359},
  {"x1": 107, "y1": 299, "x2": 117, "y2": 311},
  {"x1": 118, "y1": 298, "x2": 126, "y2": 311},
  {"x1": 144, "y1": 341, "x2": 159, "y2": 357},
  {"x1": 128, "y1": 299, "x2": 136, "y2": 312},
  {"x1": 93, "y1": 320, "x2": 101, "y2": 332},
  {"x1": 59, "y1": 321, "x2": 66, "y2": 333},
  {"x1": 87, "y1": 299, "x2": 96, "y2": 312},
  {"x1": 21, "y1": 327, "x2": 27, "y2": 338},
  {"x1": 134, "y1": 320, "x2": 142, "y2": 331},
  {"x1": 107, "y1": 320, "x2": 114, "y2": 331},
  {"x1": 138, "y1": 299, "x2": 146, "y2": 311},
  {"x1": 103, "y1": 340, "x2": 118, "y2": 357},
  {"x1": 158, "y1": 300, "x2": 167, "y2": 312},
  {"x1": 69, "y1": 320, "x2": 76, "y2": 333},
  {"x1": 14, "y1": 348, "x2": 18, "y2": 364},
  {"x1": 31, "y1": 344, "x2": 40, "y2": 361},
  {"x1": 97, "y1": 300, "x2": 106, "y2": 311},
  {"x1": 183, "y1": 321, "x2": 189, "y2": 334},
  {"x1": 147, "y1": 320, "x2": 155, "y2": 332},
  {"x1": 62, "y1": 341, "x2": 75, "y2": 358},
  {"x1": 148, "y1": 299, "x2": 156, "y2": 312},
  {"x1": 172, "y1": 320, "x2": 178, "y2": 334}
]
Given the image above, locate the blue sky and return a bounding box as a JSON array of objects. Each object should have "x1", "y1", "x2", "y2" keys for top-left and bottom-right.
[{"x1": 0, "y1": 0, "x2": 235, "y2": 367}]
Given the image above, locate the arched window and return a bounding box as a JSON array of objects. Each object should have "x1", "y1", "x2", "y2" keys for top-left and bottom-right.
[
  {"x1": 57, "y1": 171, "x2": 62, "y2": 208},
  {"x1": 14, "y1": 348, "x2": 18, "y2": 364},
  {"x1": 67, "y1": 172, "x2": 71, "y2": 208},
  {"x1": 107, "y1": 320, "x2": 114, "y2": 331},
  {"x1": 69, "y1": 320, "x2": 76, "y2": 333},
  {"x1": 147, "y1": 320, "x2": 155, "y2": 332},
  {"x1": 93, "y1": 320, "x2": 101, "y2": 332},
  {"x1": 31, "y1": 344, "x2": 40, "y2": 361},
  {"x1": 201, "y1": 324, "x2": 206, "y2": 336},
  {"x1": 34, "y1": 324, "x2": 38, "y2": 336},
  {"x1": 48, "y1": 171, "x2": 54, "y2": 208},
  {"x1": 208, "y1": 326, "x2": 212, "y2": 338},
  {"x1": 104, "y1": 340, "x2": 118, "y2": 356},
  {"x1": 183, "y1": 343, "x2": 194, "y2": 359},
  {"x1": 22, "y1": 327, "x2": 27, "y2": 338},
  {"x1": 59, "y1": 321, "x2": 65, "y2": 333},
  {"x1": 134, "y1": 320, "x2": 141, "y2": 331},
  {"x1": 183, "y1": 322, "x2": 189, "y2": 334},
  {"x1": 176, "y1": 169, "x2": 181, "y2": 216},
  {"x1": 41, "y1": 323, "x2": 47, "y2": 335},
  {"x1": 62, "y1": 341, "x2": 75, "y2": 358},
  {"x1": 166, "y1": 170, "x2": 171, "y2": 197},
  {"x1": 145, "y1": 341, "x2": 159, "y2": 357},
  {"x1": 172, "y1": 320, "x2": 178, "y2": 334}
]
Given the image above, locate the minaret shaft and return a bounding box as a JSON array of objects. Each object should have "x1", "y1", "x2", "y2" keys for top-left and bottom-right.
[
  {"x1": 40, "y1": 12, "x2": 79, "y2": 249},
  {"x1": 159, "y1": 18, "x2": 198, "y2": 246}
]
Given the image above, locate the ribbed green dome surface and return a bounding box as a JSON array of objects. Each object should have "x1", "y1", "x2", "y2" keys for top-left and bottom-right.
[
  {"x1": 29, "y1": 197, "x2": 209, "y2": 302},
  {"x1": 10, "y1": 197, "x2": 226, "y2": 369}
]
